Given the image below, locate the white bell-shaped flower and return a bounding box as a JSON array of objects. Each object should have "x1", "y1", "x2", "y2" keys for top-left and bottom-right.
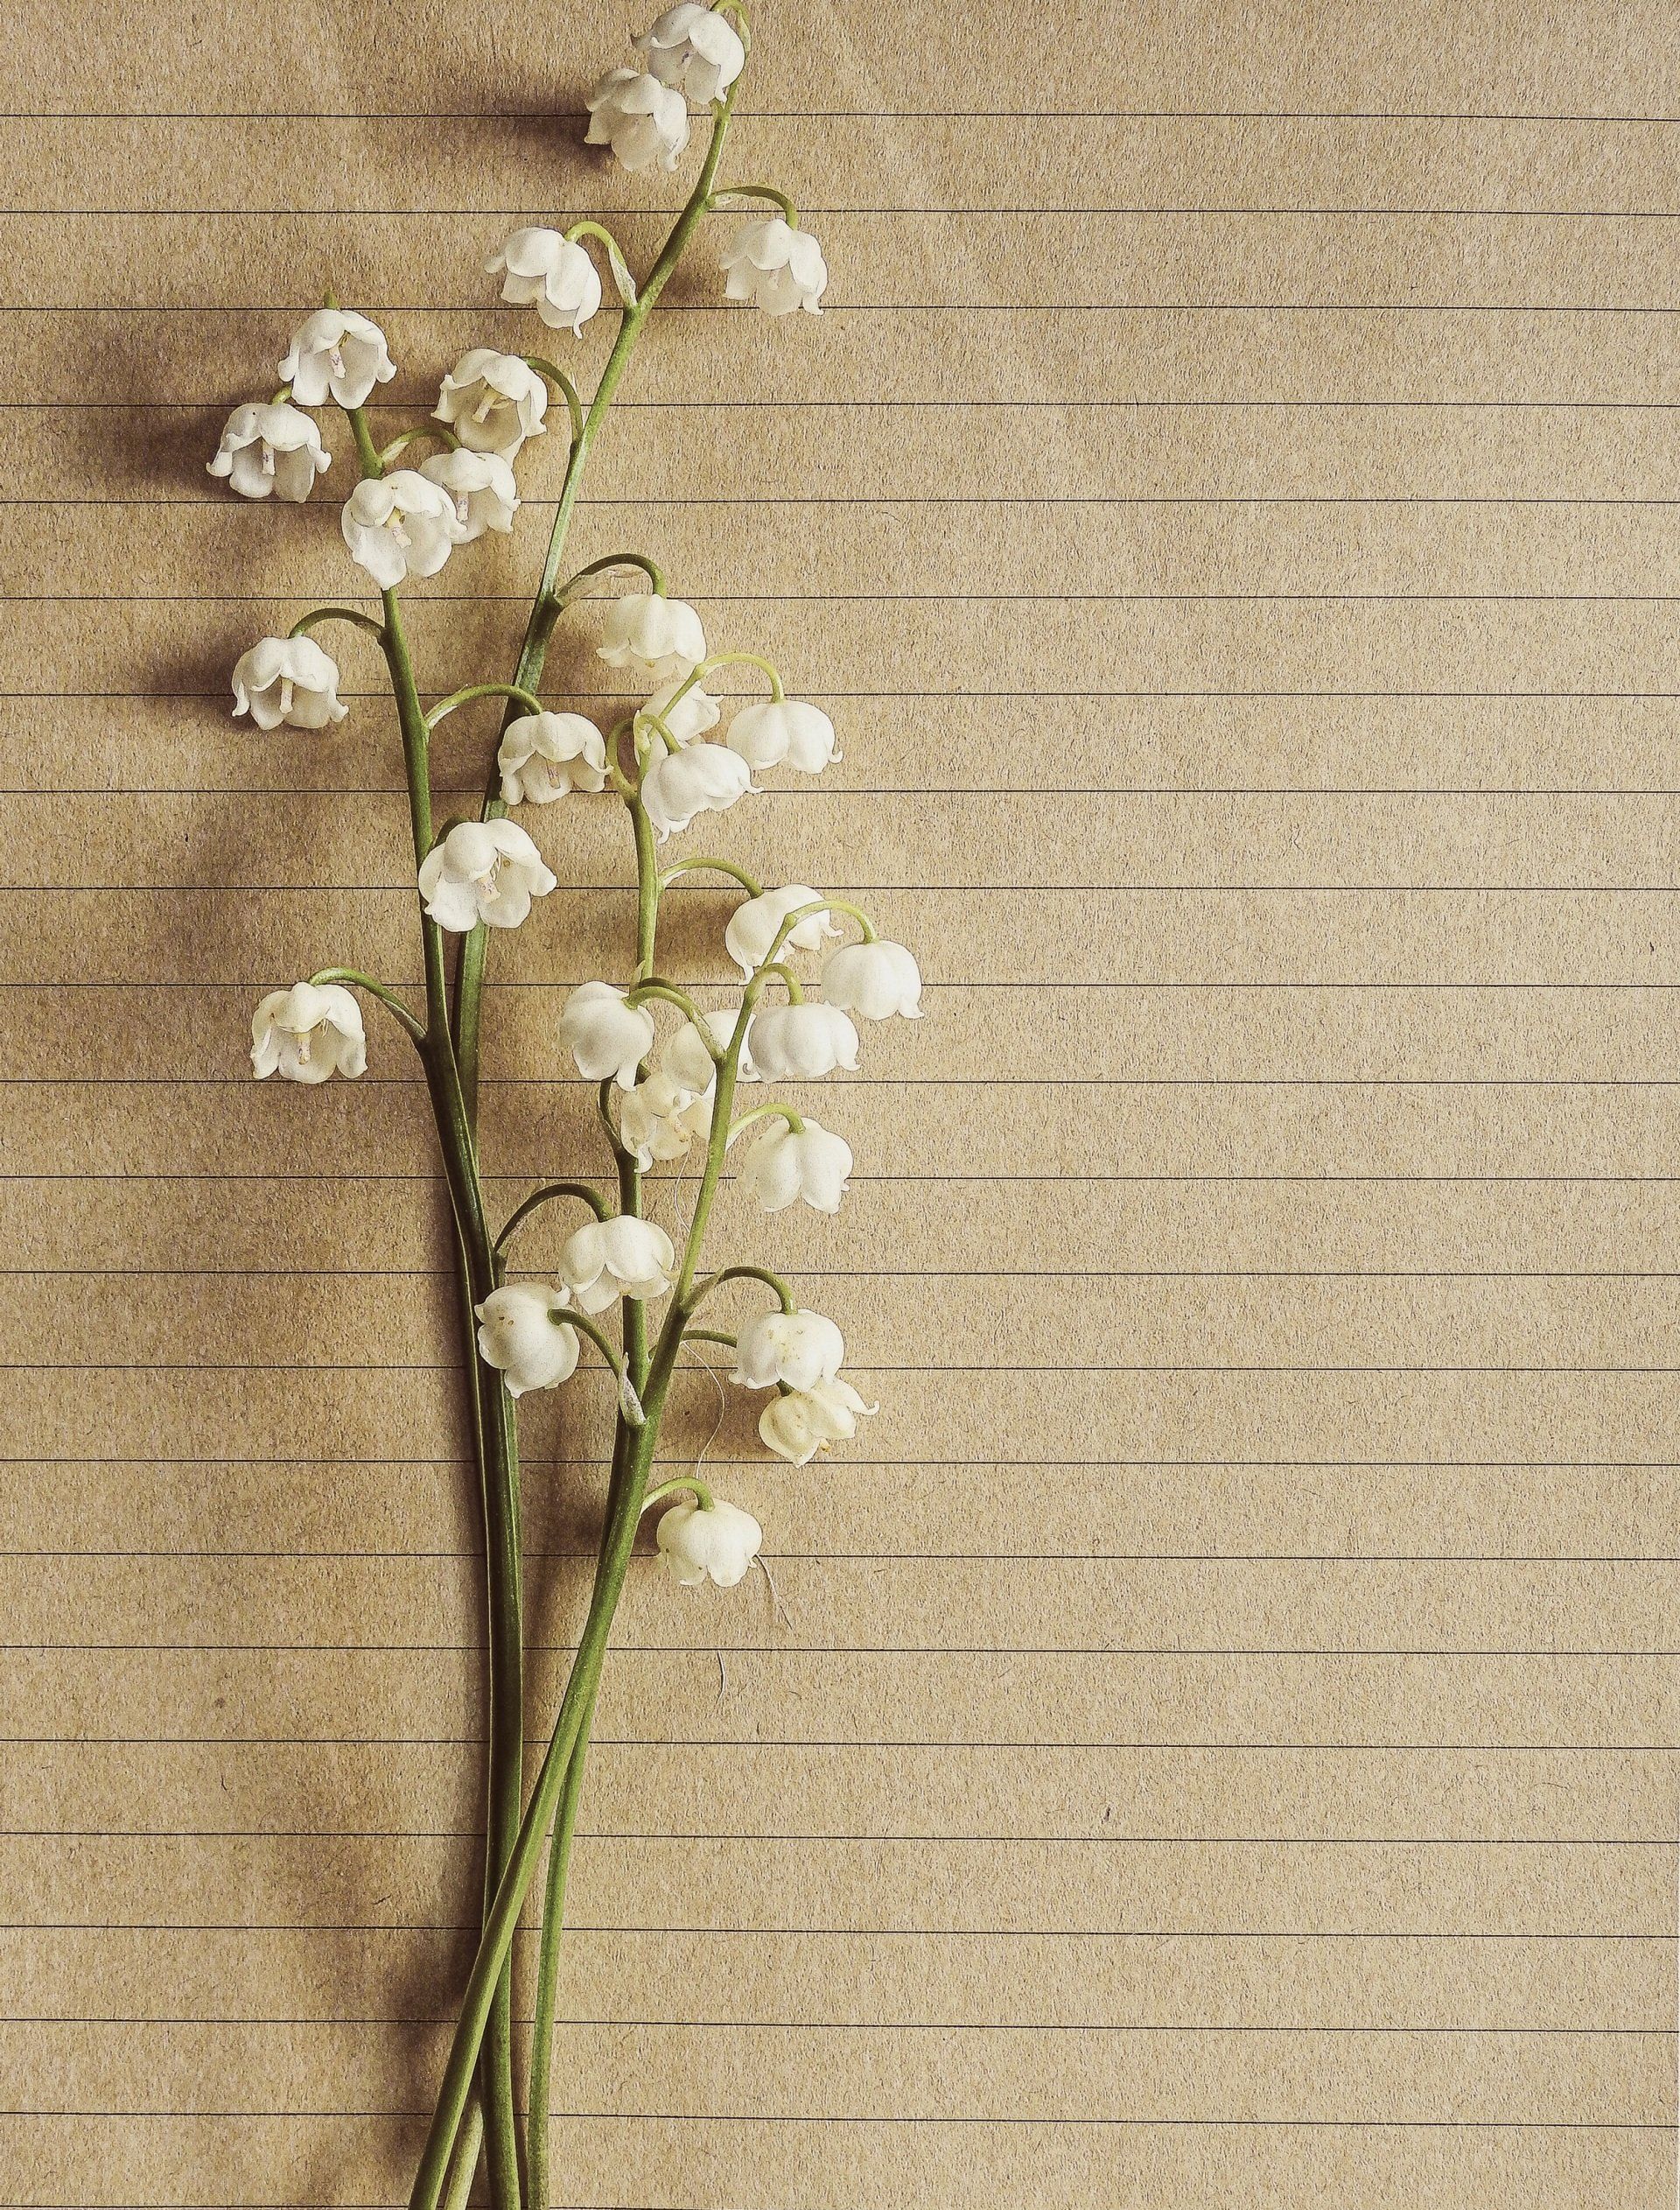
[
  {"x1": 739, "y1": 1117, "x2": 853, "y2": 1214},
  {"x1": 498, "y1": 711, "x2": 608, "y2": 804},
  {"x1": 634, "y1": 4, "x2": 746, "y2": 102},
  {"x1": 642, "y1": 741, "x2": 755, "y2": 839},
  {"x1": 486, "y1": 228, "x2": 602, "y2": 333},
  {"x1": 662, "y1": 1007, "x2": 756, "y2": 1094},
  {"x1": 726, "y1": 698, "x2": 839, "y2": 773},
  {"x1": 748, "y1": 1002, "x2": 860, "y2": 1081},
  {"x1": 341, "y1": 469, "x2": 468, "y2": 587},
  {"x1": 250, "y1": 981, "x2": 367, "y2": 1084},
  {"x1": 656, "y1": 1495, "x2": 763, "y2": 1589},
  {"x1": 720, "y1": 217, "x2": 829, "y2": 316},
  {"x1": 231, "y1": 635, "x2": 347, "y2": 732},
  {"x1": 760, "y1": 1378, "x2": 876, "y2": 1466},
  {"x1": 417, "y1": 818, "x2": 557, "y2": 931},
  {"x1": 822, "y1": 938, "x2": 923, "y2": 1021},
  {"x1": 599, "y1": 593, "x2": 707, "y2": 680},
  {"x1": 558, "y1": 1214, "x2": 676, "y2": 1314},
  {"x1": 620, "y1": 1070, "x2": 705, "y2": 1167},
  {"x1": 559, "y1": 980, "x2": 657, "y2": 1088},
  {"x1": 724, "y1": 884, "x2": 837, "y2": 978},
  {"x1": 434, "y1": 349, "x2": 549, "y2": 460},
  {"x1": 642, "y1": 676, "x2": 720, "y2": 745},
  {"x1": 278, "y1": 308, "x2": 396, "y2": 408},
  {"x1": 208, "y1": 401, "x2": 330, "y2": 502},
  {"x1": 475, "y1": 1281, "x2": 579, "y2": 1396},
  {"x1": 585, "y1": 66, "x2": 691, "y2": 172},
  {"x1": 420, "y1": 448, "x2": 520, "y2": 541},
  {"x1": 732, "y1": 1307, "x2": 845, "y2": 1392}
]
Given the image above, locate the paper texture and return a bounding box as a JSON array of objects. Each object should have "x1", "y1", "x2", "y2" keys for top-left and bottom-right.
[{"x1": 2, "y1": 2, "x2": 1676, "y2": 2203}]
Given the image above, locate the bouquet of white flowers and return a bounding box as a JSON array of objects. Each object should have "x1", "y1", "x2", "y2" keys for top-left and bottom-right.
[{"x1": 209, "y1": 9, "x2": 920, "y2": 2205}]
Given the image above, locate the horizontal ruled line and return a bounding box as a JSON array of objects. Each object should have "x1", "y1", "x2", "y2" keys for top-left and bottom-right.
[
  {"x1": 0, "y1": 1831, "x2": 1663, "y2": 1848},
  {"x1": 4, "y1": 2013, "x2": 1669, "y2": 2033},
  {"x1": 1, "y1": 1923, "x2": 1666, "y2": 1939},
  {"x1": 4, "y1": 1737, "x2": 1670, "y2": 1752}
]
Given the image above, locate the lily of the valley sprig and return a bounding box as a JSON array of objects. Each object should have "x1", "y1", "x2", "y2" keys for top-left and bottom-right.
[{"x1": 210, "y1": 10, "x2": 911, "y2": 2209}]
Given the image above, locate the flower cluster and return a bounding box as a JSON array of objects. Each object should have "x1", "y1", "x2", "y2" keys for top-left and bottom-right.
[{"x1": 208, "y1": 12, "x2": 915, "y2": 2196}]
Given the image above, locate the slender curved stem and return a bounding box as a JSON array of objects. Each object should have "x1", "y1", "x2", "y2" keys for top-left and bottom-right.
[
  {"x1": 766, "y1": 895, "x2": 878, "y2": 960},
  {"x1": 428, "y1": 682, "x2": 546, "y2": 731},
  {"x1": 306, "y1": 966, "x2": 427, "y2": 1046},
  {"x1": 554, "y1": 550, "x2": 667, "y2": 604},
  {"x1": 657, "y1": 854, "x2": 765, "y2": 897},
  {"x1": 678, "y1": 1328, "x2": 738, "y2": 1355},
  {"x1": 522, "y1": 356, "x2": 586, "y2": 445},
  {"x1": 352, "y1": 389, "x2": 525, "y2": 2210},
  {"x1": 381, "y1": 424, "x2": 461, "y2": 465},
  {"x1": 726, "y1": 1100, "x2": 805, "y2": 1143},
  {"x1": 757, "y1": 960, "x2": 804, "y2": 1002},
  {"x1": 290, "y1": 604, "x2": 386, "y2": 643},
  {"x1": 626, "y1": 977, "x2": 710, "y2": 1028},
  {"x1": 553, "y1": 1308, "x2": 646, "y2": 1424},
  {"x1": 654, "y1": 650, "x2": 783, "y2": 727},
  {"x1": 641, "y1": 1472, "x2": 718, "y2": 1512},
  {"x1": 565, "y1": 217, "x2": 639, "y2": 306},
  {"x1": 709, "y1": 179, "x2": 798, "y2": 223},
  {"x1": 494, "y1": 1179, "x2": 612, "y2": 1257},
  {"x1": 687, "y1": 1261, "x2": 797, "y2": 1316}
]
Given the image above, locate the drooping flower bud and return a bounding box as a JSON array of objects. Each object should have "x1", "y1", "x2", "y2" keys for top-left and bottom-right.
[
  {"x1": 655, "y1": 1495, "x2": 763, "y2": 1588},
  {"x1": 208, "y1": 401, "x2": 330, "y2": 503},
  {"x1": 822, "y1": 940, "x2": 923, "y2": 1021},
  {"x1": 417, "y1": 819, "x2": 557, "y2": 931},
  {"x1": 732, "y1": 1308, "x2": 845, "y2": 1393},
  {"x1": 748, "y1": 1002, "x2": 860, "y2": 1081},
  {"x1": 559, "y1": 980, "x2": 657, "y2": 1089},
  {"x1": 557, "y1": 1214, "x2": 676, "y2": 1313},
  {"x1": 278, "y1": 308, "x2": 396, "y2": 408},
  {"x1": 231, "y1": 635, "x2": 346, "y2": 732},
  {"x1": 759, "y1": 1378, "x2": 876, "y2": 1465},
  {"x1": 486, "y1": 228, "x2": 602, "y2": 333},
  {"x1": 634, "y1": 4, "x2": 746, "y2": 104},
  {"x1": 434, "y1": 349, "x2": 549, "y2": 460},
  {"x1": 498, "y1": 712, "x2": 609, "y2": 803},
  {"x1": 720, "y1": 217, "x2": 829, "y2": 316},
  {"x1": 250, "y1": 982, "x2": 367, "y2": 1084},
  {"x1": 475, "y1": 1282, "x2": 580, "y2": 1395},
  {"x1": 739, "y1": 1117, "x2": 853, "y2": 1214},
  {"x1": 585, "y1": 66, "x2": 691, "y2": 172}
]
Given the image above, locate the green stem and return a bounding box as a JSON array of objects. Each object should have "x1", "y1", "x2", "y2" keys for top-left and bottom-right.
[
  {"x1": 641, "y1": 1472, "x2": 718, "y2": 1510},
  {"x1": 381, "y1": 424, "x2": 462, "y2": 465},
  {"x1": 452, "y1": 88, "x2": 739, "y2": 1133},
  {"x1": 290, "y1": 604, "x2": 386, "y2": 642},
  {"x1": 494, "y1": 1178, "x2": 612, "y2": 1257},
  {"x1": 440, "y1": 2092, "x2": 486, "y2": 2210},
  {"x1": 726, "y1": 1100, "x2": 805, "y2": 1142},
  {"x1": 429, "y1": 682, "x2": 546, "y2": 731},
  {"x1": 657, "y1": 853, "x2": 765, "y2": 897},
  {"x1": 626, "y1": 976, "x2": 710, "y2": 1027},
  {"x1": 363, "y1": 465, "x2": 524, "y2": 2210},
  {"x1": 525, "y1": 1680, "x2": 598, "y2": 2210},
  {"x1": 523, "y1": 356, "x2": 587, "y2": 445},
  {"x1": 688, "y1": 1261, "x2": 797, "y2": 1315},
  {"x1": 305, "y1": 966, "x2": 427, "y2": 1046},
  {"x1": 554, "y1": 550, "x2": 667, "y2": 604},
  {"x1": 709, "y1": 179, "x2": 798, "y2": 224},
  {"x1": 406, "y1": 1361, "x2": 677, "y2": 2210}
]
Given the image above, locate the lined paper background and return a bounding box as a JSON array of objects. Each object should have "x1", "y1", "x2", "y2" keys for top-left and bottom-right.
[{"x1": 3, "y1": 1, "x2": 1678, "y2": 2203}]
